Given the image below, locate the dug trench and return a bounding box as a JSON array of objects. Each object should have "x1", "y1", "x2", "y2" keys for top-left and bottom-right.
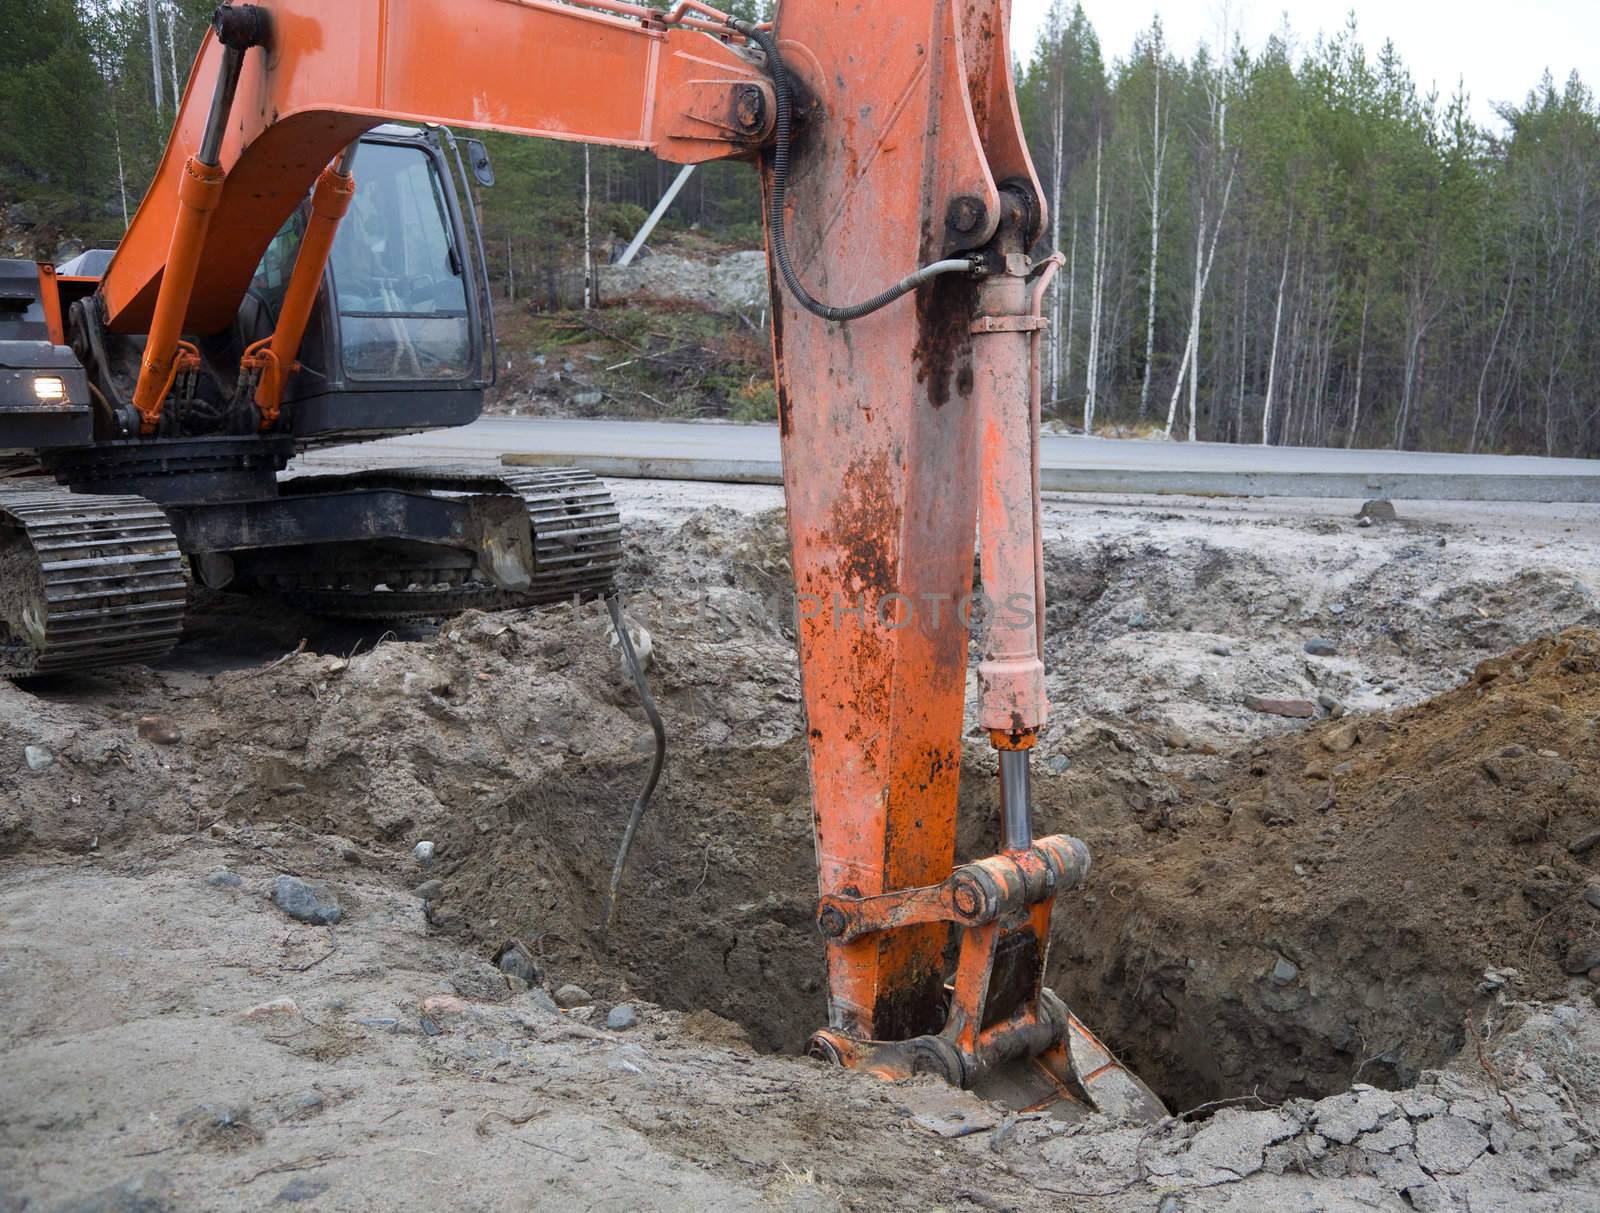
[
  {"x1": 7, "y1": 496, "x2": 1599, "y2": 1126},
  {"x1": 417, "y1": 628, "x2": 1600, "y2": 1118}
]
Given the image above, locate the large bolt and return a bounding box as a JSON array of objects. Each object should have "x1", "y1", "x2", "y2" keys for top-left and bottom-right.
[
  {"x1": 946, "y1": 195, "x2": 986, "y2": 235},
  {"x1": 816, "y1": 905, "x2": 848, "y2": 939},
  {"x1": 951, "y1": 875, "x2": 984, "y2": 919},
  {"x1": 736, "y1": 84, "x2": 767, "y2": 134}
]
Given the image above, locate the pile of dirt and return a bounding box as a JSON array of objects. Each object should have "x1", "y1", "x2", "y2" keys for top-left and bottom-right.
[
  {"x1": 7, "y1": 494, "x2": 1600, "y2": 1125},
  {"x1": 1048, "y1": 629, "x2": 1600, "y2": 1109}
]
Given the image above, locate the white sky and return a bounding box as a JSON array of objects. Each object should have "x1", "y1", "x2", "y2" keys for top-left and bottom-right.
[{"x1": 1010, "y1": 1, "x2": 1600, "y2": 128}]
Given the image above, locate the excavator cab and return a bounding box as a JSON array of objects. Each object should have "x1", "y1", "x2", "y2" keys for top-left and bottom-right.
[{"x1": 237, "y1": 124, "x2": 495, "y2": 445}]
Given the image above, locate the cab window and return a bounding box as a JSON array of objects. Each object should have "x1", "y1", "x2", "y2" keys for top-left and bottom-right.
[{"x1": 328, "y1": 143, "x2": 470, "y2": 381}]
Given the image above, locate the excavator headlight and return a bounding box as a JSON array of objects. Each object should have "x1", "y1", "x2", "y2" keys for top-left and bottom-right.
[{"x1": 32, "y1": 375, "x2": 67, "y2": 403}]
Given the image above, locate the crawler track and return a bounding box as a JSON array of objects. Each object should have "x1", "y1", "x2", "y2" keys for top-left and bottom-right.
[
  {"x1": 266, "y1": 466, "x2": 622, "y2": 619},
  {"x1": 0, "y1": 489, "x2": 187, "y2": 677}
]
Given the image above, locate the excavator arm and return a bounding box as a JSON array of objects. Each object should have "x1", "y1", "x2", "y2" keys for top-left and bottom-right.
[{"x1": 91, "y1": 0, "x2": 1160, "y2": 1118}]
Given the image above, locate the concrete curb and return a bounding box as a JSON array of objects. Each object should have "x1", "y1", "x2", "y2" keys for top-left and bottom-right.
[{"x1": 501, "y1": 451, "x2": 1600, "y2": 503}]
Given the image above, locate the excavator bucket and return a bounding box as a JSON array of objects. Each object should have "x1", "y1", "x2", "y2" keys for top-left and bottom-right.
[{"x1": 762, "y1": 0, "x2": 1165, "y2": 1121}]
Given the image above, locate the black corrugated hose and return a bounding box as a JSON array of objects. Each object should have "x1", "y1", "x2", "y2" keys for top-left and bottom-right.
[{"x1": 602, "y1": 593, "x2": 666, "y2": 934}]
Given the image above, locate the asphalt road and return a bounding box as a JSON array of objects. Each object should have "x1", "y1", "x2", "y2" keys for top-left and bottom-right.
[{"x1": 307, "y1": 417, "x2": 1600, "y2": 502}]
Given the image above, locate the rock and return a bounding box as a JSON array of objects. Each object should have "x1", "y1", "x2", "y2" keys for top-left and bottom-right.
[
  {"x1": 24, "y1": 744, "x2": 54, "y2": 771},
  {"x1": 1304, "y1": 637, "x2": 1338, "y2": 657},
  {"x1": 1270, "y1": 957, "x2": 1300, "y2": 985},
  {"x1": 1570, "y1": 829, "x2": 1600, "y2": 856},
  {"x1": 413, "y1": 879, "x2": 445, "y2": 903},
  {"x1": 566, "y1": 1005, "x2": 597, "y2": 1023},
  {"x1": 494, "y1": 941, "x2": 540, "y2": 987},
  {"x1": 237, "y1": 997, "x2": 301, "y2": 1021},
  {"x1": 525, "y1": 987, "x2": 561, "y2": 1015},
  {"x1": 1563, "y1": 941, "x2": 1600, "y2": 975},
  {"x1": 270, "y1": 875, "x2": 343, "y2": 925},
  {"x1": 1127, "y1": 612, "x2": 1153, "y2": 630},
  {"x1": 274, "y1": 1178, "x2": 329, "y2": 1204},
  {"x1": 421, "y1": 994, "x2": 471, "y2": 1018},
  {"x1": 572, "y1": 389, "x2": 604, "y2": 407},
  {"x1": 1320, "y1": 722, "x2": 1359, "y2": 754},
  {"x1": 1357, "y1": 499, "x2": 1398, "y2": 523},
  {"x1": 414, "y1": 840, "x2": 436, "y2": 868},
  {"x1": 1210, "y1": 643, "x2": 1232, "y2": 657},
  {"x1": 1585, "y1": 884, "x2": 1600, "y2": 911},
  {"x1": 554, "y1": 983, "x2": 592, "y2": 1009},
  {"x1": 1046, "y1": 754, "x2": 1071, "y2": 774},
  {"x1": 206, "y1": 868, "x2": 242, "y2": 888},
  {"x1": 1244, "y1": 695, "x2": 1316, "y2": 719},
  {"x1": 1412, "y1": 1114, "x2": 1489, "y2": 1174},
  {"x1": 606, "y1": 1003, "x2": 640, "y2": 1031},
  {"x1": 49, "y1": 1169, "x2": 175, "y2": 1213},
  {"x1": 135, "y1": 715, "x2": 182, "y2": 745}
]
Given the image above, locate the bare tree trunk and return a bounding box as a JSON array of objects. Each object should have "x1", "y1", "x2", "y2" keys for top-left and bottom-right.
[
  {"x1": 1139, "y1": 62, "x2": 1167, "y2": 419},
  {"x1": 1165, "y1": 159, "x2": 1235, "y2": 436},
  {"x1": 582, "y1": 145, "x2": 595, "y2": 311},
  {"x1": 1084, "y1": 130, "x2": 1105, "y2": 435},
  {"x1": 1470, "y1": 258, "x2": 1515, "y2": 453},
  {"x1": 1064, "y1": 212, "x2": 1078, "y2": 399},
  {"x1": 1347, "y1": 276, "x2": 1370, "y2": 448},
  {"x1": 1261, "y1": 220, "x2": 1293, "y2": 446},
  {"x1": 1049, "y1": 86, "x2": 1065, "y2": 406},
  {"x1": 507, "y1": 235, "x2": 516, "y2": 302},
  {"x1": 145, "y1": 0, "x2": 165, "y2": 119},
  {"x1": 113, "y1": 106, "x2": 130, "y2": 230},
  {"x1": 163, "y1": 0, "x2": 181, "y2": 107}
]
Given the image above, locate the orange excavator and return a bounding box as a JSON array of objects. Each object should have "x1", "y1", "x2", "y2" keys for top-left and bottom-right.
[{"x1": 0, "y1": 0, "x2": 1162, "y2": 1120}]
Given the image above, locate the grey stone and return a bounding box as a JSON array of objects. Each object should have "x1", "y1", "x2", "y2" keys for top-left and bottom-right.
[
  {"x1": 1127, "y1": 612, "x2": 1153, "y2": 629},
  {"x1": 525, "y1": 987, "x2": 560, "y2": 1015},
  {"x1": 270, "y1": 875, "x2": 343, "y2": 925},
  {"x1": 1357, "y1": 499, "x2": 1399, "y2": 523},
  {"x1": 1046, "y1": 754, "x2": 1071, "y2": 774},
  {"x1": 573, "y1": 390, "x2": 605, "y2": 408},
  {"x1": 1563, "y1": 941, "x2": 1600, "y2": 975},
  {"x1": 413, "y1": 879, "x2": 444, "y2": 903},
  {"x1": 206, "y1": 869, "x2": 242, "y2": 888},
  {"x1": 47, "y1": 1170, "x2": 175, "y2": 1213},
  {"x1": 606, "y1": 1003, "x2": 640, "y2": 1031},
  {"x1": 1413, "y1": 1114, "x2": 1489, "y2": 1174},
  {"x1": 1584, "y1": 884, "x2": 1600, "y2": 911},
  {"x1": 273, "y1": 1179, "x2": 328, "y2": 1204},
  {"x1": 24, "y1": 745, "x2": 54, "y2": 771},
  {"x1": 495, "y1": 943, "x2": 539, "y2": 986},
  {"x1": 1210, "y1": 643, "x2": 1232, "y2": 657},
  {"x1": 414, "y1": 840, "x2": 435, "y2": 868},
  {"x1": 554, "y1": 983, "x2": 592, "y2": 1009},
  {"x1": 1270, "y1": 957, "x2": 1300, "y2": 985},
  {"x1": 1304, "y1": 637, "x2": 1338, "y2": 656}
]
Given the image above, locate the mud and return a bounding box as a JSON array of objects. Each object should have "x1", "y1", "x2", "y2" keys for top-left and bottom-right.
[{"x1": 5, "y1": 484, "x2": 1600, "y2": 1209}]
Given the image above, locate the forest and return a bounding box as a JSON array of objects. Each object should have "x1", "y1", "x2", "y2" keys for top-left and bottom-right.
[{"x1": 3, "y1": 1, "x2": 1598, "y2": 455}]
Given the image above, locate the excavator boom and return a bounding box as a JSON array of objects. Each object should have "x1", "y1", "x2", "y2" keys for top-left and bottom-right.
[{"x1": 2, "y1": 0, "x2": 1163, "y2": 1120}]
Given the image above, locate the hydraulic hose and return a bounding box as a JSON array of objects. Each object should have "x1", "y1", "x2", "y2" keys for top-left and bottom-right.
[
  {"x1": 602, "y1": 594, "x2": 667, "y2": 935},
  {"x1": 730, "y1": 18, "x2": 981, "y2": 322}
]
